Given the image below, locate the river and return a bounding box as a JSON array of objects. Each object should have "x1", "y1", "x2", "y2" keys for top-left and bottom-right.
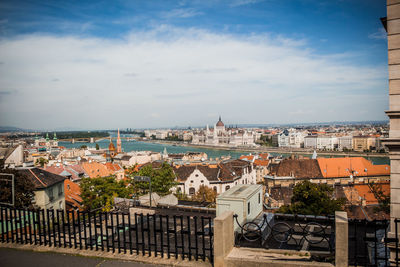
[{"x1": 59, "y1": 137, "x2": 390, "y2": 165}]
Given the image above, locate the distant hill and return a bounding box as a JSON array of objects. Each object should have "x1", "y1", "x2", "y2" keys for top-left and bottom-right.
[{"x1": 0, "y1": 126, "x2": 28, "y2": 133}]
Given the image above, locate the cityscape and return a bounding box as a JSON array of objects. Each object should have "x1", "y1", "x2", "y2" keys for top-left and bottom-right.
[{"x1": 0, "y1": 1, "x2": 397, "y2": 267}]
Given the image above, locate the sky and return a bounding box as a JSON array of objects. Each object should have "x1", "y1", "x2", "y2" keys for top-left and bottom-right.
[{"x1": 0, "y1": 0, "x2": 389, "y2": 130}]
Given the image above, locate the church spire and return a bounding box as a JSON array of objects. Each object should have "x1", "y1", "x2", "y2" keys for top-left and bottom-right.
[{"x1": 117, "y1": 128, "x2": 122, "y2": 153}]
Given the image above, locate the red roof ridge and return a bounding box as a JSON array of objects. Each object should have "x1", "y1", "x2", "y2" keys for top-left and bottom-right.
[{"x1": 29, "y1": 169, "x2": 47, "y2": 187}]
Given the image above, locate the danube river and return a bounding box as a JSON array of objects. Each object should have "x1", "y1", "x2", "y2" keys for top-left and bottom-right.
[{"x1": 59, "y1": 138, "x2": 390, "y2": 165}]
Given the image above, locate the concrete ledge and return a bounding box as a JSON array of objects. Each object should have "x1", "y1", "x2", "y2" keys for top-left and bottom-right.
[
  {"x1": 225, "y1": 247, "x2": 334, "y2": 267},
  {"x1": 0, "y1": 242, "x2": 211, "y2": 267}
]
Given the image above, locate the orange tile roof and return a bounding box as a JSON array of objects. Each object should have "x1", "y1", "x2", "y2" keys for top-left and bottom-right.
[
  {"x1": 81, "y1": 162, "x2": 112, "y2": 178},
  {"x1": 354, "y1": 184, "x2": 378, "y2": 205},
  {"x1": 317, "y1": 157, "x2": 390, "y2": 178},
  {"x1": 105, "y1": 162, "x2": 123, "y2": 172},
  {"x1": 239, "y1": 155, "x2": 254, "y2": 161},
  {"x1": 254, "y1": 159, "x2": 269, "y2": 166},
  {"x1": 64, "y1": 179, "x2": 82, "y2": 210},
  {"x1": 259, "y1": 153, "x2": 269, "y2": 160}
]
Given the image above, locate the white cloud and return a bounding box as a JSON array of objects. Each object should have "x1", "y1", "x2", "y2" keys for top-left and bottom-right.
[
  {"x1": 368, "y1": 28, "x2": 387, "y2": 40},
  {"x1": 230, "y1": 0, "x2": 264, "y2": 7},
  {"x1": 0, "y1": 26, "x2": 388, "y2": 129},
  {"x1": 162, "y1": 8, "x2": 203, "y2": 19}
]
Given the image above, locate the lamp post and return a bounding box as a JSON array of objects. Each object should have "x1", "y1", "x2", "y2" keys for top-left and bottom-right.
[{"x1": 134, "y1": 176, "x2": 152, "y2": 207}]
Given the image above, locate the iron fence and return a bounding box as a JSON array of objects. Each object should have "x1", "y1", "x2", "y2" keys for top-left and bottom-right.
[
  {"x1": 234, "y1": 213, "x2": 335, "y2": 262},
  {"x1": 0, "y1": 206, "x2": 213, "y2": 263},
  {"x1": 348, "y1": 218, "x2": 400, "y2": 267}
]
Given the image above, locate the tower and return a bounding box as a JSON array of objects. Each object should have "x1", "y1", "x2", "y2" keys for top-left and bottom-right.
[
  {"x1": 381, "y1": 2, "x2": 400, "y2": 260},
  {"x1": 117, "y1": 128, "x2": 122, "y2": 153},
  {"x1": 109, "y1": 136, "x2": 116, "y2": 158},
  {"x1": 162, "y1": 147, "x2": 168, "y2": 160}
]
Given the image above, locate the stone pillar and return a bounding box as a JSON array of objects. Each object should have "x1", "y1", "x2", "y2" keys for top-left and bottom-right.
[
  {"x1": 335, "y1": 211, "x2": 348, "y2": 267},
  {"x1": 214, "y1": 211, "x2": 234, "y2": 267},
  {"x1": 382, "y1": 0, "x2": 400, "y2": 263}
]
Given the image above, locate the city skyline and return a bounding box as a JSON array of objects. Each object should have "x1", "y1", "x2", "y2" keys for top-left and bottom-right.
[{"x1": 0, "y1": 0, "x2": 388, "y2": 129}]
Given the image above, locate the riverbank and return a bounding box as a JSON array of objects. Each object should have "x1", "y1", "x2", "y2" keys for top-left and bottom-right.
[{"x1": 143, "y1": 140, "x2": 389, "y2": 158}]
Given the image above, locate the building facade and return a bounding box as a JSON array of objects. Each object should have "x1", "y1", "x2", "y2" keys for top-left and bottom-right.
[
  {"x1": 173, "y1": 159, "x2": 257, "y2": 196},
  {"x1": 192, "y1": 117, "x2": 256, "y2": 147}
]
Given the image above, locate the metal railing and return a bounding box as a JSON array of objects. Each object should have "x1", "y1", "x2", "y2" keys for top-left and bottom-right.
[
  {"x1": 0, "y1": 206, "x2": 213, "y2": 263},
  {"x1": 234, "y1": 213, "x2": 335, "y2": 262},
  {"x1": 348, "y1": 218, "x2": 400, "y2": 267}
]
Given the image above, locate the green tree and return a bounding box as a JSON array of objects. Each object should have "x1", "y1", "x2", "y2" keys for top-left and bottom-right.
[
  {"x1": 192, "y1": 185, "x2": 217, "y2": 203},
  {"x1": 278, "y1": 180, "x2": 345, "y2": 216},
  {"x1": 259, "y1": 135, "x2": 273, "y2": 146},
  {"x1": 129, "y1": 162, "x2": 177, "y2": 196},
  {"x1": 95, "y1": 143, "x2": 100, "y2": 150},
  {"x1": 80, "y1": 176, "x2": 133, "y2": 211},
  {"x1": 370, "y1": 183, "x2": 390, "y2": 213},
  {"x1": 36, "y1": 157, "x2": 48, "y2": 167},
  {"x1": 0, "y1": 169, "x2": 35, "y2": 208}
]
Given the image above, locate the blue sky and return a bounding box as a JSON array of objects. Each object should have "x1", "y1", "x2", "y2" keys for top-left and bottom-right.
[{"x1": 0, "y1": 0, "x2": 389, "y2": 130}]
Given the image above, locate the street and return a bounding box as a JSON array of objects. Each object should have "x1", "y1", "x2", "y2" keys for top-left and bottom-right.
[{"x1": 0, "y1": 248, "x2": 161, "y2": 267}]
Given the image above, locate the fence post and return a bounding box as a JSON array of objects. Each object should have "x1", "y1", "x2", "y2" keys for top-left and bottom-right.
[
  {"x1": 214, "y1": 211, "x2": 234, "y2": 267},
  {"x1": 335, "y1": 211, "x2": 348, "y2": 267}
]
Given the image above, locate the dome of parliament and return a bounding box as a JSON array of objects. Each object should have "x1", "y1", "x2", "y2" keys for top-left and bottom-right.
[{"x1": 216, "y1": 116, "x2": 224, "y2": 127}]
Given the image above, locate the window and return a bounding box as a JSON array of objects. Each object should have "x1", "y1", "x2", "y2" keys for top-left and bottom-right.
[
  {"x1": 195, "y1": 174, "x2": 199, "y2": 177},
  {"x1": 225, "y1": 185, "x2": 230, "y2": 191},
  {"x1": 67, "y1": 184, "x2": 70, "y2": 190},
  {"x1": 213, "y1": 186, "x2": 217, "y2": 192},
  {"x1": 248, "y1": 202, "x2": 250, "y2": 215},
  {"x1": 58, "y1": 183, "x2": 63, "y2": 196},
  {"x1": 190, "y1": 180, "x2": 194, "y2": 183},
  {"x1": 48, "y1": 188, "x2": 54, "y2": 201},
  {"x1": 189, "y1": 187, "x2": 195, "y2": 196},
  {"x1": 200, "y1": 180, "x2": 204, "y2": 183},
  {"x1": 258, "y1": 193, "x2": 260, "y2": 204}
]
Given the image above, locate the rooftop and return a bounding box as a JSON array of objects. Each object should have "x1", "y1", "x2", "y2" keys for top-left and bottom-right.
[{"x1": 218, "y1": 184, "x2": 262, "y2": 200}]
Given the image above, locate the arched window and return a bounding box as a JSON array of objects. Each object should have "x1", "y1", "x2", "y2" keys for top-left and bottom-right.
[
  {"x1": 213, "y1": 186, "x2": 217, "y2": 192},
  {"x1": 189, "y1": 187, "x2": 195, "y2": 196},
  {"x1": 225, "y1": 185, "x2": 230, "y2": 191}
]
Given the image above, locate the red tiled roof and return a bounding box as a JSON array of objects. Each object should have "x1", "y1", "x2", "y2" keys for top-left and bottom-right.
[
  {"x1": 64, "y1": 179, "x2": 82, "y2": 210},
  {"x1": 105, "y1": 162, "x2": 123, "y2": 172},
  {"x1": 239, "y1": 155, "x2": 254, "y2": 161},
  {"x1": 82, "y1": 162, "x2": 112, "y2": 178},
  {"x1": 254, "y1": 159, "x2": 269, "y2": 167},
  {"x1": 317, "y1": 157, "x2": 390, "y2": 178}
]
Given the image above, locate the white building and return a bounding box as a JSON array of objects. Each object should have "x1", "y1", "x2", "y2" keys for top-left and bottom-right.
[
  {"x1": 216, "y1": 185, "x2": 263, "y2": 231},
  {"x1": 304, "y1": 136, "x2": 318, "y2": 149},
  {"x1": 277, "y1": 130, "x2": 306, "y2": 148},
  {"x1": 173, "y1": 159, "x2": 256, "y2": 196},
  {"x1": 113, "y1": 151, "x2": 161, "y2": 167},
  {"x1": 1, "y1": 144, "x2": 24, "y2": 168},
  {"x1": 316, "y1": 136, "x2": 338, "y2": 150},
  {"x1": 304, "y1": 135, "x2": 339, "y2": 150},
  {"x1": 34, "y1": 133, "x2": 58, "y2": 148},
  {"x1": 338, "y1": 136, "x2": 353, "y2": 151},
  {"x1": 192, "y1": 117, "x2": 256, "y2": 147},
  {"x1": 18, "y1": 168, "x2": 65, "y2": 210}
]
